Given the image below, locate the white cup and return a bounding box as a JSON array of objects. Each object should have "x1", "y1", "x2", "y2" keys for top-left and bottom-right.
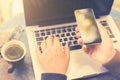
[{"x1": 1, "y1": 40, "x2": 26, "y2": 62}]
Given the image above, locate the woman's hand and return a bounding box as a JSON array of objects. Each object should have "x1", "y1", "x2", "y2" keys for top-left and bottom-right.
[
  {"x1": 76, "y1": 22, "x2": 116, "y2": 64},
  {"x1": 36, "y1": 36, "x2": 70, "y2": 74}
]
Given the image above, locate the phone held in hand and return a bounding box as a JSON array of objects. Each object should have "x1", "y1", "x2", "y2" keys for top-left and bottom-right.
[{"x1": 74, "y1": 8, "x2": 102, "y2": 45}]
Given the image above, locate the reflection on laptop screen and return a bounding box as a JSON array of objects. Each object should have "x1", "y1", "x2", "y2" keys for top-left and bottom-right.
[{"x1": 23, "y1": 0, "x2": 112, "y2": 26}]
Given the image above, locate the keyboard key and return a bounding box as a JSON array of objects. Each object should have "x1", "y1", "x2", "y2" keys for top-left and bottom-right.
[
  {"x1": 67, "y1": 28, "x2": 72, "y2": 32},
  {"x1": 56, "y1": 35, "x2": 60, "y2": 37},
  {"x1": 64, "y1": 38, "x2": 68, "y2": 41},
  {"x1": 73, "y1": 24, "x2": 77, "y2": 28},
  {"x1": 100, "y1": 21, "x2": 109, "y2": 26},
  {"x1": 36, "y1": 37, "x2": 43, "y2": 41},
  {"x1": 59, "y1": 39, "x2": 62, "y2": 42},
  {"x1": 106, "y1": 27, "x2": 112, "y2": 34},
  {"x1": 62, "y1": 28, "x2": 66, "y2": 32},
  {"x1": 72, "y1": 27, "x2": 76, "y2": 31},
  {"x1": 41, "y1": 32, "x2": 45, "y2": 36},
  {"x1": 34, "y1": 30, "x2": 39, "y2": 33},
  {"x1": 71, "y1": 32, "x2": 75, "y2": 36},
  {"x1": 66, "y1": 33, "x2": 70, "y2": 36},
  {"x1": 51, "y1": 30, "x2": 56, "y2": 34},
  {"x1": 74, "y1": 37, "x2": 78, "y2": 40},
  {"x1": 57, "y1": 30, "x2": 61, "y2": 33},
  {"x1": 72, "y1": 25, "x2": 77, "y2": 30},
  {"x1": 70, "y1": 45, "x2": 82, "y2": 50},
  {"x1": 61, "y1": 34, "x2": 65, "y2": 37},
  {"x1": 46, "y1": 31, "x2": 51, "y2": 35},
  {"x1": 68, "y1": 42, "x2": 72, "y2": 46},
  {"x1": 109, "y1": 35, "x2": 115, "y2": 38},
  {"x1": 73, "y1": 41, "x2": 77, "y2": 44},
  {"x1": 69, "y1": 37, "x2": 73, "y2": 40},
  {"x1": 113, "y1": 40, "x2": 118, "y2": 43},
  {"x1": 40, "y1": 30, "x2": 45, "y2": 32},
  {"x1": 35, "y1": 33, "x2": 40, "y2": 37},
  {"x1": 51, "y1": 28, "x2": 55, "y2": 31},
  {"x1": 46, "y1": 29, "x2": 50, "y2": 31}
]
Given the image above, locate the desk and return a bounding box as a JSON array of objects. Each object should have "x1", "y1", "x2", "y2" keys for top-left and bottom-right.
[
  {"x1": 0, "y1": 14, "x2": 35, "y2": 80},
  {"x1": 0, "y1": 9, "x2": 120, "y2": 80}
]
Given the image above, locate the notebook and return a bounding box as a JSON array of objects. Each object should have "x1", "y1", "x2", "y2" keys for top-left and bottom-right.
[{"x1": 23, "y1": 0, "x2": 120, "y2": 80}]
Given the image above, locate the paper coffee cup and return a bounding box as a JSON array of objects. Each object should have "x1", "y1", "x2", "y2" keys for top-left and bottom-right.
[{"x1": 1, "y1": 40, "x2": 26, "y2": 62}]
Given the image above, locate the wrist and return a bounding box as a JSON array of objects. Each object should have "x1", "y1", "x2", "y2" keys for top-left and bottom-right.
[
  {"x1": 43, "y1": 68, "x2": 67, "y2": 75},
  {"x1": 103, "y1": 49, "x2": 120, "y2": 72},
  {"x1": 102, "y1": 49, "x2": 116, "y2": 64},
  {"x1": 103, "y1": 49, "x2": 118, "y2": 65},
  {"x1": 44, "y1": 70, "x2": 66, "y2": 75}
]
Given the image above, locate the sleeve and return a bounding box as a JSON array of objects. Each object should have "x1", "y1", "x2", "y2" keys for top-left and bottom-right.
[
  {"x1": 103, "y1": 49, "x2": 120, "y2": 73},
  {"x1": 41, "y1": 73, "x2": 67, "y2": 80}
]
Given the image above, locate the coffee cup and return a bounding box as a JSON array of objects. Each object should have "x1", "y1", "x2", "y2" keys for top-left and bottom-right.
[{"x1": 1, "y1": 40, "x2": 26, "y2": 73}]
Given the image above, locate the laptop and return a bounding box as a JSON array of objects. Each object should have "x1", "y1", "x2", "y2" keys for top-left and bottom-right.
[{"x1": 23, "y1": 0, "x2": 120, "y2": 80}]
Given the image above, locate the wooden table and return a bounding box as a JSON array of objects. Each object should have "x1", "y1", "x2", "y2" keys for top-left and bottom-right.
[{"x1": 0, "y1": 14, "x2": 35, "y2": 80}]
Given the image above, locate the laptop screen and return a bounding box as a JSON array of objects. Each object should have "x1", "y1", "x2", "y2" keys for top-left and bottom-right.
[{"x1": 23, "y1": 0, "x2": 113, "y2": 26}]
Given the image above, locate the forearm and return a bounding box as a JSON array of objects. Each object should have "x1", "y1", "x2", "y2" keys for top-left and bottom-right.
[
  {"x1": 41, "y1": 73, "x2": 67, "y2": 80},
  {"x1": 103, "y1": 49, "x2": 120, "y2": 73}
]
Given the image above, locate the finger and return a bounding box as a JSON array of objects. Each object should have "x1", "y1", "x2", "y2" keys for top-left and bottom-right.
[
  {"x1": 75, "y1": 27, "x2": 79, "y2": 33},
  {"x1": 76, "y1": 33, "x2": 81, "y2": 38},
  {"x1": 46, "y1": 35, "x2": 53, "y2": 47},
  {"x1": 53, "y1": 37, "x2": 63, "y2": 55},
  {"x1": 41, "y1": 41, "x2": 47, "y2": 53},
  {"x1": 54, "y1": 37, "x2": 61, "y2": 47},
  {"x1": 64, "y1": 44, "x2": 70, "y2": 57},
  {"x1": 77, "y1": 38, "x2": 83, "y2": 45},
  {"x1": 82, "y1": 45, "x2": 94, "y2": 56},
  {"x1": 82, "y1": 45, "x2": 88, "y2": 53}
]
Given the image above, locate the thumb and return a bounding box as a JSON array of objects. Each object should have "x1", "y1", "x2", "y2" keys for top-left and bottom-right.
[
  {"x1": 82, "y1": 45, "x2": 93, "y2": 55},
  {"x1": 64, "y1": 44, "x2": 70, "y2": 57},
  {"x1": 82, "y1": 45, "x2": 88, "y2": 53}
]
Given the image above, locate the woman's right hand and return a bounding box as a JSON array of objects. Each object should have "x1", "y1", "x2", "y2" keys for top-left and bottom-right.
[{"x1": 76, "y1": 22, "x2": 116, "y2": 64}]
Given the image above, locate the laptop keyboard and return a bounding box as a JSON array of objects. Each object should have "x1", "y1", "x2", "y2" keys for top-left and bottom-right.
[
  {"x1": 34, "y1": 20, "x2": 117, "y2": 51},
  {"x1": 34, "y1": 24, "x2": 82, "y2": 50},
  {"x1": 100, "y1": 20, "x2": 118, "y2": 43}
]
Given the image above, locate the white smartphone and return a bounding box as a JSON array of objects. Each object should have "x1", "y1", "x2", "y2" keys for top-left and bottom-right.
[{"x1": 74, "y1": 8, "x2": 102, "y2": 45}]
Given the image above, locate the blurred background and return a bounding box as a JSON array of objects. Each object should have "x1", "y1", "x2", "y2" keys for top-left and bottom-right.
[
  {"x1": 0, "y1": 0, "x2": 23, "y2": 26},
  {"x1": 0, "y1": 0, "x2": 120, "y2": 26}
]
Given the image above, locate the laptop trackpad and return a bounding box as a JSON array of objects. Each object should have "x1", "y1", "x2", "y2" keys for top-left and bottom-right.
[{"x1": 67, "y1": 50, "x2": 107, "y2": 79}]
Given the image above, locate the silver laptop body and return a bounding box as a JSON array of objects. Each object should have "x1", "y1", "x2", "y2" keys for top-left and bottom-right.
[{"x1": 23, "y1": 0, "x2": 120, "y2": 80}]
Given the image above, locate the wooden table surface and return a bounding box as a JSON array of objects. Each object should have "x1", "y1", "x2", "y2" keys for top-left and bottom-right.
[{"x1": 0, "y1": 14, "x2": 35, "y2": 80}]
